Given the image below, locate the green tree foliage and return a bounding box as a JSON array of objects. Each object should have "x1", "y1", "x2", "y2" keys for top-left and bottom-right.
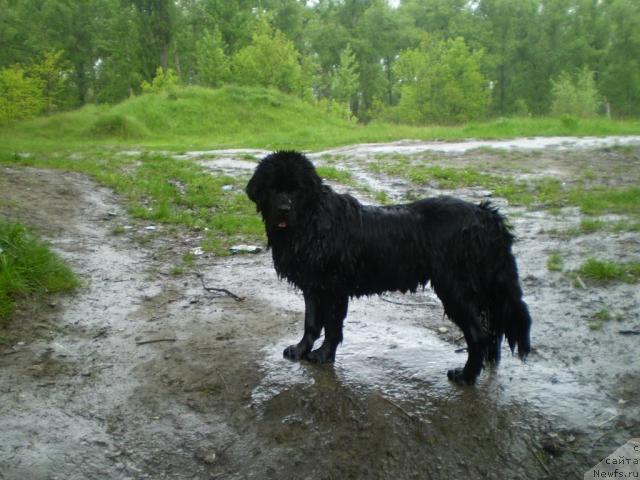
[
  {"x1": 599, "y1": 0, "x2": 640, "y2": 116},
  {"x1": 551, "y1": 68, "x2": 600, "y2": 118},
  {"x1": 0, "y1": 66, "x2": 44, "y2": 124},
  {"x1": 141, "y1": 67, "x2": 181, "y2": 94},
  {"x1": 393, "y1": 37, "x2": 489, "y2": 124},
  {"x1": 1, "y1": 0, "x2": 640, "y2": 121},
  {"x1": 196, "y1": 29, "x2": 230, "y2": 88},
  {"x1": 94, "y1": 4, "x2": 145, "y2": 104},
  {"x1": 0, "y1": 50, "x2": 68, "y2": 124},
  {"x1": 27, "y1": 50, "x2": 68, "y2": 112},
  {"x1": 330, "y1": 44, "x2": 359, "y2": 108},
  {"x1": 132, "y1": 0, "x2": 177, "y2": 77},
  {"x1": 231, "y1": 19, "x2": 309, "y2": 98}
]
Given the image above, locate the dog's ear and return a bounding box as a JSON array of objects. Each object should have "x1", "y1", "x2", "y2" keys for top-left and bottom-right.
[{"x1": 246, "y1": 169, "x2": 265, "y2": 212}]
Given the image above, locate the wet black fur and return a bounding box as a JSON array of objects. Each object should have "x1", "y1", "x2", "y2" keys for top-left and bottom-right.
[{"x1": 246, "y1": 150, "x2": 531, "y2": 384}]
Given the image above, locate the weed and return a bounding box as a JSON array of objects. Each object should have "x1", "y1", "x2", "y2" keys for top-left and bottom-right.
[
  {"x1": 374, "y1": 190, "x2": 390, "y2": 205},
  {"x1": 546, "y1": 251, "x2": 564, "y2": 272},
  {"x1": 0, "y1": 219, "x2": 79, "y2": 323},
  {"x1": 588, "y1": 308, "x2": 623, "y2": 331},
  {"x1": 111, "y1": 225, "x2": 127, "y2": 235},
  {"x1": 170, "y1": 265, "x2": 185, "y2": 276},
  {"x1": 576, "y1": 258, "x2": 640, "y2": 284}
]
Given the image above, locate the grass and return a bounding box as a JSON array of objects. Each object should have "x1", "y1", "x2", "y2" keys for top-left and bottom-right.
[
  {"x1": 553, "y1": 218, "x2": 640, "y2": 237},
  {"x1": 0, "y1": 150, "x2": 264, "y2": 256},
  {"x1": 368, "y1": 154, "x2": 640, "y2": 222},
  {"x1": 316, "y1": 166, "x2": 353, "y2": 184},
  {"x1": 576, "y1": 258, "x2": 640, "y2": 284},
  {"x1": 588, "y1": 307, "x2": 623, "y2": 331},
  {"x1": 546, "y1": 251, "x2": 564, "y2": 272},
  {"x1": 2, "y1": 85, "x2": 640, "y2": 153},
  {"x1": 0, "y1": 219, "x2": 79, "y2": 324}
]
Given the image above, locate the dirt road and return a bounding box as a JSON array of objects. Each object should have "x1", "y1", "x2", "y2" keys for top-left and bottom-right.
[{"x1": 1, "y1": 140, "x2": 639, "y2": 479}]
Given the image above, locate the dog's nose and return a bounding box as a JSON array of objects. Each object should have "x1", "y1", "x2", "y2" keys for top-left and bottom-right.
[{"x1": 277, "y1": 198, "x2": 292, "y2": 213}]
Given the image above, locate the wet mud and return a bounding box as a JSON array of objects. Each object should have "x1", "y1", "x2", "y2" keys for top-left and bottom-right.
[{"x1": 1, "y1": 138, "x2": 640, "y2": 479}]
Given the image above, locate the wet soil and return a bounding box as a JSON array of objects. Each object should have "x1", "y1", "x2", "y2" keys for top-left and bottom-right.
[{"x1": 1, "y1": 139, "x2": 640, "y2": 479}]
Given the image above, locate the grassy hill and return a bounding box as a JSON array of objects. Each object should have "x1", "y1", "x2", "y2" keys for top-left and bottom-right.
[
  {"x1": 0, "y1": 86, "x2": 366, "y2": 151},
  {"x1": 2, "y1": 85, "x2": 640, "y2": 152}
]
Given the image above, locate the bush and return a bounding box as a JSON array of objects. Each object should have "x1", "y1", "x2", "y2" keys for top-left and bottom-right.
[
  {"x1": 230, "y1": 18, "x2": 310, "y2": 99},
  {"x1": 141, "y1": 67, "x2": 181, "y2": 94},
  {"x1": 88, "y1": 113, "x2": 149, "y2": 139},
  {"x1": 551, "y1": 68, "x2": 600, "y2": 118},
  {"x1": 0, "y1": 66, "x2": 45, "y2": 125},
  {"x1": 393, "y1": 36, "x2": 489, "y2": 124}
]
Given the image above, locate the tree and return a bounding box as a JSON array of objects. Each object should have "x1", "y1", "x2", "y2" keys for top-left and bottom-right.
[
  {"x1": 131, "y1": 0, "x2": 177, "y2": 78},
  {"x1": 196, "y1": 28, "x2": 230, "y2": 88},
  {"x1": 27, "y1": 50, "x2": 68, "y2": 112},
  {"x1": 330, "y1": 44, "x2": 359, "y2": 110},
  {"x1": 599, "y1": 0, "x2": 640, "y2": 116},
  {"x1": 550, "y1": 67, "x2": 600, "y2": 117},
  {"x1": 93, "y1": 1, "x2": 147, "y2": 103},
  {"x1": 230, "y1": 18, "x2": 310, "y2": 98},
  {"x1": 393, "y1": 36, "x2": 489, "y2": 124},
  {"x1": 0, "y1": 66, "x2": 44, "y2": 124}
]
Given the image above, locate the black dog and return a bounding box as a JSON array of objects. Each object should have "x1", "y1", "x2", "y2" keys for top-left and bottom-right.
[{"x1": 246, "y1": 151, "x2": 531, "y2": 384}]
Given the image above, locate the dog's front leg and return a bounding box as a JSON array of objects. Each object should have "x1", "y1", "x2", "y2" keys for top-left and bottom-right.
[
  {"x1": 283, "y1": 291, "x2": 323, "y2": 361},
  {"x1": 306, "y1": 293, "x2": 348, "y2": 364}
]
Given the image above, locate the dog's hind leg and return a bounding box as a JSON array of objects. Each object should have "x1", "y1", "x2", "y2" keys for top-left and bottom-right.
[
  {"x1": 283, "y1": 291, "x2": 323, "y2": 361},
  {"x1": 306, "y1": 293, "x2": 348, "y2": 364},
  {"x1": 439, "y1": 294, "x2": 487, "y2": 385}
]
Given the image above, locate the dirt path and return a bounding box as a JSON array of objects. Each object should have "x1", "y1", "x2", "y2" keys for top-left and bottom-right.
[{"x1": 1, "y1": 142, "x2": 639, "y2": 479}]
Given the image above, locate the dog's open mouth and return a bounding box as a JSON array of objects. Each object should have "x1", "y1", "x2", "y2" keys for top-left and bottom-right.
[{"x1": 278, "y1": 220, "x2": 288, "y2": 228}]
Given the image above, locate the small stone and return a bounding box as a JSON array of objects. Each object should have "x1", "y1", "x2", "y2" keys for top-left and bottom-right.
[{"x1": 229, "y1": 244, "x2": 262, "y2": 254}]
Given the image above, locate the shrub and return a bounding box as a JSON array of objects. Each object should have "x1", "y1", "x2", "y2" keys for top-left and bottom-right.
[
  {"x1": 141, "y1": 67, "x2": 181, "y2": 94},
  {"x1": 88, "y1": 113, "x2": 149, "y2": 139},
  {"x1": 551, "y1": 67, "x2": 600, "y2": 118},
  {"x1": 0, "y1": 66, "x2": 45, "y2": 125}
]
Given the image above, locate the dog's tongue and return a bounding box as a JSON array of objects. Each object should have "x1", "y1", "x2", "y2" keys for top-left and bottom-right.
[{"x1": 278, "y1": 221, "x2": 288, "y2": 228}]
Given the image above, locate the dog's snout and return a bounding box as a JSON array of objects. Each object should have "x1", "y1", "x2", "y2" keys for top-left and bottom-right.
[{"x1": 276, "y1": 195, "x2": 292, "y2": 213}]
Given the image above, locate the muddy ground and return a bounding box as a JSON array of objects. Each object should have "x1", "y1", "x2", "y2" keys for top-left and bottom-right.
[{"x1": 1, "y1": 139, "x2": 639, "y2": 479}]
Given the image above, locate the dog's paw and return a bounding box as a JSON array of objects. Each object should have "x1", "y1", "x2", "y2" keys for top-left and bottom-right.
[
  {"x1": 305, "y1": 347, "x2": 335, "y2": 364},
  {"x1": 447, "y1": 367, "x2": 476, "y2": 386},
  {"x1": 283, "y1": 344, "x2": 306, "y2": 361}
]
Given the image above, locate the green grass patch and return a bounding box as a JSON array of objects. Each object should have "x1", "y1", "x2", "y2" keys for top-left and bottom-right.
[
  {"x1": 0, "y1": 219, "x2": 79, "y2": 323},
  {"x1": 316, "y1": 166, "x2": 353, "y2": 184},
  {"x1": 568, "y1": 187, "x2": 640, "y2": 216},
  {"x1": 373, "y1": 190, "x2": 390, "y2": 204},
  {"x1": 88, "y1": 113, "x2": 150, "y2": 139},
  {"x1": 368, "y1": 155, "x2": 640, "y2": 221},
  {"x1": 550, "y1": 218, "x2": 640, "y2": 237},
  {"x1": 588, "y1": 307, "x2": 623, "y2": 330},
  {"x1": 1, "y1": 151, "x2": 264, "y2": 255},
  {"x1": 576, "y1": 258, "x2": 640, "y2": 284},
  {"x1": 546, "y1": 251, "x2": 564, "y2": 272},
  {"x1": 2, "y1": 86, "x2": 640, "y2": 153}
]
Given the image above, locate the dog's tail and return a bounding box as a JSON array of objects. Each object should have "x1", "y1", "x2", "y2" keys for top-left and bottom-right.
[{"x1": 479, "y1": 202, "x2": 531, "y2": 364}]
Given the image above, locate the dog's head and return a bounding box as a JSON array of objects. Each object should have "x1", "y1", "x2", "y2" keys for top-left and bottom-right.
[{"x1": 246, "y1": 151, "x2": 323, "y2": 233}]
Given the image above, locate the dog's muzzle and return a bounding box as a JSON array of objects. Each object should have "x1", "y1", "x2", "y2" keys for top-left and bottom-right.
[{"x1": 276, "y1": 196, "x2": 292, "y2": 228}]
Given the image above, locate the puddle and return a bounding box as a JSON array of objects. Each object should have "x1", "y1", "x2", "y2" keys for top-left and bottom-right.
[
  {"x1": 316, "y1": 136, "x2": 640, "y2": 156},
  {"x1": 2, "y1": 140, "x2": 639, "y2": 479},
  {"x1": 199, "y1": 158, "x2": 258, "y2": 171},
  {"x1": 253, "y1": 292, "x2": 613, "y2": 430}
]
